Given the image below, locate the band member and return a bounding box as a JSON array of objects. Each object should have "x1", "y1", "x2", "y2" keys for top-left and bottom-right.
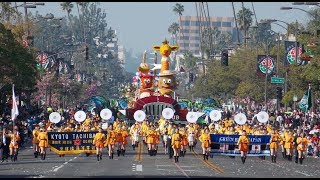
[
  {"x1": 279, "y1": 130, "x2": 286, "y2": 159},
  {"x1": 115, "y1": 127, "x2": 123, "y2": 157},
  {"x1": 146, "y1": 125, "x2": 157, "y2": 156},
  {"x1": 187, "y1": 129, "x2": 195, "y2": 152},
  {"x1": 37, "y1": 127, "x2": 48, "y2": 160},
  {"x1": 199, "y1": 128, "x2": 211, "y2": 160},
  {"x1": 163, "y1": 130, "x2": 168, "y2": 154},
  {"x1": 296, "y1": 132, "x2": 309, "y2": 164},
  {"x1": 293, "y1": 129, "x2": 301, "y2": 163},
  {"x1": 167, "y1": 122, "x2": 174, "y2": 159},
  {"x1": 121, "y1": 126, "x2": 128, "y2": 156},
  {"x1": 32, "y1": 125, "x2": 40, "y2": 158},
  {"x1": 269, "y1": 130, "x2": 279, "y2": 163},
  {"x1": 171, "y1": 128, "x2": 181, "y2": 163},
  {"x1": 130, "y1": 123, "x2": 140, "y2": 150},
  {"x1": 284, "y1": 131, "x2": 294, "y2": 161},
  {"x1": 105, "y1": 124, "x2": 116, "y2": 159},
  {"x1": 93, "y1": 128, "x2": 106, "y2": 161},
  {"x1": 237, "y1": 130, "x2": 250, "y2": 164},
  {"x1": 180, "y1": 128, "x2": 188, "y2": 157},
  {"x1": 8, "y1": 130, "x2": 20, "y2": 162}
]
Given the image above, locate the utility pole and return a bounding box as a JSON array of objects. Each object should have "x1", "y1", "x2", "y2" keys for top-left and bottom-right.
[{"x1": 264, "y1": 39, "x2": 269, "y2": 111}]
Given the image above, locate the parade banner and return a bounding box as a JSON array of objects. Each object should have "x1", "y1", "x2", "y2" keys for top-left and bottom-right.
[
  {"x1": 48, "y1": 131, "x2": 106, "y2": 155},
  {"x1": 284, "y1": 41, "x2": 308, "y2": 66},
  {"x1": 210, "y1": 134, "x2": 271, "y2": 156},
  {"x1": 256, "y1": 55, "x2": 276, "y2": 76}
]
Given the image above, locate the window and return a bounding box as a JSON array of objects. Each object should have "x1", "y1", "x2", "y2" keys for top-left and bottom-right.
[
  {"x1": 181, "y1": 29, "x2": 190, "y2": 33},
  {"x1": 222, "y1": 22, "x2": 232, "y2": 27},
  {"x1": 212, "y1": 21, "x2": 221, "y2": 27},
  {"x1": 179, "y1": 36, "x2": 189, "y2": 40},
  {"x1": 190, "y1": 36, "x2": 200, "y2": 40},
  {"x1": 190, "y1": 43, "x2": 200, "y2": 47},
  {"x1": 191, "y1": 21, "x2": 200, "y2": 26},
  {"x1": 190, "y1": 29, "x2": 200, "y2": 34},
  {"x1": 182, "y1": 20, "x2": 190, "y2": 26},
  {"x1": 181, "y1": 43, "x2": 189, "y2": 47}
]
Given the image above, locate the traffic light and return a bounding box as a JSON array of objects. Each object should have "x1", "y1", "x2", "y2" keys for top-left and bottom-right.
[
  {"x1": 85, "y1": 45, "x2": 89, "y2": 60},
  {"x1": 221, "y1": 49, "x2": 228, "y2": 66},
  {"x1": 276, "y1": 87, "x2": 283, "y2": 100}
]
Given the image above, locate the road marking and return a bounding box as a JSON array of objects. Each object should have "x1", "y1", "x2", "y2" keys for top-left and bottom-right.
[
  {"x1": 157, "y1": 169, "x2": 206, "y2": 173},
  {"x1": 260, "y1": 158, "x2": 312, "y2": 177},
  {"x1": 295, "y1": 170, "x2": 311, "y2": 177},
  {"x1": 136, "y1": 164, "x2": 143, "y2": 171},
  {"x1": 135, "y1": 141, "x2": 143, "y2": 162},
  {"x1": 173, "y1": 160, "x2": 190, "y2": 178},
  {"x1": 52, "y1": 156, "x2": 78, "y2": 172},
  {"x1": 192, "y1": 151, "x2": 224, "y2": 174}
]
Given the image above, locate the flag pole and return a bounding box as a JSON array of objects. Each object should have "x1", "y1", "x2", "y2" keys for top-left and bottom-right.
[
  {"x1": 12, "y1": 84, "x2": 15, "y2": 145},
  {"x1": 303, "y1": 84, "x2": 311, "y2": 135}
]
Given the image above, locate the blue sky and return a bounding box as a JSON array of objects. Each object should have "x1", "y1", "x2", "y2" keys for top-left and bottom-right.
[{"x1": 24, "y1": 2, "x2": 313, "y2": 54}]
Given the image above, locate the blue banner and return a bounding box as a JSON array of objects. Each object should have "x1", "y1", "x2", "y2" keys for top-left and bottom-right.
[
  {"x1": 209, "y1": 134, "x2": 271, "y2": 156},
  {"x1": 210, "y1": 134, "x2": 271, "y2": 145}
]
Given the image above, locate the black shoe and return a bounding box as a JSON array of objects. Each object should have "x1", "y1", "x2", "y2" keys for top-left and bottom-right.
[
  {"x1": 43, "y1": 154, "x2": 46, "y2": 160},
  {"x1": 177, "y1": 156, "x2": 179, "y2": 163},
  {"x1": 241, "y1": 157, "x2": 244, "y2": 164},
  {"x1": 122, "y1": 150, "x2": 125, "y2": 156},
  {"x1": 100, "y1": 154, "x2": 102, "y2": 160},
  {"x1": 189, "y1": 146, "x2": 192, "y2": 152},
  {"x1": 206, "y1": 155, "x2": 209, "y2": 160},
  {"x1": 282, "y1": 152, "x2": 285, "y2": 159},
  {"x1": 97, "y1": 155, "x2": 100, "y2": 161},
  {"x1": 271, "y1": 156, "x2": 274, "y2": 163},
  {"x1": 299, "y1": 158, "x2": 303, "y2": 164},
  {"x1": 109, "y1": 156, "x2": 111, "y2": 159},
  {"x1": 274, "y1": 156, "x2": 276, "y2": 163},
  {"x1": 203, "y1": 154, "x2": 206, "y2": 160},
  {"x1": 155, "y1": 149, "x2": 157, "y2": 156},
  {"x1": 14, "y1": 155, "x2": 17, "y2": 161},
  {"x1": 117, "y1": 150, "x2": 121, "y2": 157},
  {"x1": 111, "y1": 153, "x2": 114, "y2": 159},
  {"x1": 34, "y1": 152, "x2": 38, "y2": 158},
  {"x1": 10, "y1": 155, "x2": 13, "y2": 161}
]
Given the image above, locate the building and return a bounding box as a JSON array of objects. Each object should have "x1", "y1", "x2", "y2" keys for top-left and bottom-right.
[{"x1": 176, "y1": 16, "x2": 239, "y2": 57}]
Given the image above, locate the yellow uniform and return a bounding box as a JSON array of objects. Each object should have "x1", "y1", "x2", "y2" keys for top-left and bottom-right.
[
  {"x1": 296, "y1": 137, "x2": 309, "y2": 151},
  {"x1": 9, "y1": 134, "x2": 20, "y2": 149},
  {"x1": 237, "y1": 135, "x2": 250, "y2": 152},
  {"x1": 93, "y1": 132, "x2": 106, "y2": 148},
  {"x1": 171, "y1": 133, "x2": 181, "y2": 149},
  {"x1": 270, "y1": 134, "x2": 279, "y2": 149},
  {"x1": 199, "y1": 133, "x2": 211, "y2": 148},
  {"x1": 37, "y1": 132, "x2": 48, "y2": 148},
  {"x1": 32, "y1": 129, "x2": 40, "y2": 144},
  {"x1": 105, "y1": 130, "x2": 117, "y2": 146}
]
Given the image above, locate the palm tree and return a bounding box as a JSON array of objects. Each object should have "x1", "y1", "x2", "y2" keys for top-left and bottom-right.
[
  {"x1": 75, "y1": 2, "x2": 84, "y2": 42},
  {"x1": 236, "y1": 7, "x2": 253, "y2": 47},
  {"x1": 78, "y1": 2, "x2": 89, "y2": 43},
  {"x1": 168, "y1": 22, "x2": 179, "y2": 45},
  {"x1": 173, "y1": 3, "x2": 185, "y2": 53},
  {"x1": 61, "y1": 2, "x2": 75, "y2": 36}
]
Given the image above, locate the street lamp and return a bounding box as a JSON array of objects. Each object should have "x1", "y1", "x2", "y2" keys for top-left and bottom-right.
[{"x1": 280, "y1": 6, "x2": 318, "y2": 19}]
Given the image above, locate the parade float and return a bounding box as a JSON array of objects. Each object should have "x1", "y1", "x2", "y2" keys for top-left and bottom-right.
[{"x1": 122, "y1": 39, "x2": 188, "y2": 123}]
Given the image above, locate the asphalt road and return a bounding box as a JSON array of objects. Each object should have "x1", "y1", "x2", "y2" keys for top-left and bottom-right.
[{"x1": 0, "y1": 139, "x2": 319, "y2": 178}]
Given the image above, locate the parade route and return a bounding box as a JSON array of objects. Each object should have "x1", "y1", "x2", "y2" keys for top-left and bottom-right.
[{"x1": 0, "y1": 139, "x2": 319, "y2": 178}]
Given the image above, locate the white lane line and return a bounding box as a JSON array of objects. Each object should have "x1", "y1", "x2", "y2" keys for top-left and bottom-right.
[
  {"x1": 136, "y1": 165, "x2": 143, "y2": 172},
  {"x1": 52, "y1": 156, "x2": 78, "y2": 172},
  {"x1": 294, "y1": 170, "x2": 311, "y2": 177},
  {"x1": 261, "y1": 159, "x2": 312, "y2": 177},
  {"x1": 173, "y1": 162, "x2": 190, "y2": 178}
]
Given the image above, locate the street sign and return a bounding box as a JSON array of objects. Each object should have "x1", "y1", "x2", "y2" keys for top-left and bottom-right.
[{"x1": 271, "y1": 77, "x2": 285, "y2": 84}]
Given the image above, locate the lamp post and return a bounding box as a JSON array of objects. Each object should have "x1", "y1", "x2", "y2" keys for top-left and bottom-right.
[
  {"x1": 280, "y1": 6, "x2": 318, "y2": 19},
  {"x1": 293, "y1": 95, "x2": 298, "y2": 110}
]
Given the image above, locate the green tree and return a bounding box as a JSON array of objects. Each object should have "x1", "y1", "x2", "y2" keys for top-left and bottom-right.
[
  {"x1": 236, "y1": 7, "x2": 253, "y2": 46},
  {"x1": 173, "y1": 3, "x2": 185, "y2": 52},
  {"x1": 168, "y1": 22, "x2": 179, "y2": 45}
]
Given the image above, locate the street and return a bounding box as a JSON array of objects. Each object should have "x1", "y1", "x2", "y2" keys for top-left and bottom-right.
[{"x1": 0, "y1": 139, "x2": 319, "y2": 178}]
